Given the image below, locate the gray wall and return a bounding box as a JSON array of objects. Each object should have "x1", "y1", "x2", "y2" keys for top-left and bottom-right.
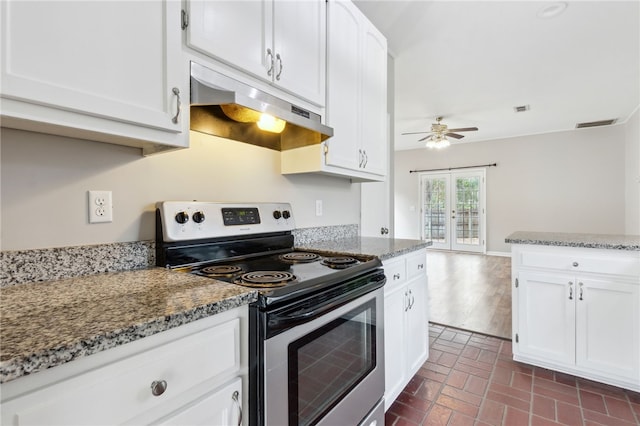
[
  {"x1": 1, "y1": 129, "x2": 360, "y2": 250},
  {"x1": 394, "y1": 122, "x2": 634, "y2": 254},
  {"x1": 625, "y1": 107, "x2": 640, "y2": 234}
]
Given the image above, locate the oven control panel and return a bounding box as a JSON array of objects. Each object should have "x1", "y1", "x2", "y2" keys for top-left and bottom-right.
[{"x1": 157, "y1": 201, "x2": 295, "y2": 242}]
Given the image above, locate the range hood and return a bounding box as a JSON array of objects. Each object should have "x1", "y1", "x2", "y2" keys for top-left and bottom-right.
[{"x1": 190, "y1": 62, "x2": 333, "y2": 151}]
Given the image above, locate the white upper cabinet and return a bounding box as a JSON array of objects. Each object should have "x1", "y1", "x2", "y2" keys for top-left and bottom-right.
[
  {"x1": 186, "y1": 0, "x2": 326, "y2": 107},
  {"x1": 0, "y1": 0, "x2": 187, "y2": 155},
  {"x1": 281, "y1": 0, "x2": 388, "y2": 182},
  {"x1": 324, "y1": 0, "x2": 387, "y2": 178}
]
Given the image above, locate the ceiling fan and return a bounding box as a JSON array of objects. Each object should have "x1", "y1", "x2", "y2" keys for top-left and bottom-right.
[{"x1": 402, "y1": 116, "x2": 478, "y2": 148}]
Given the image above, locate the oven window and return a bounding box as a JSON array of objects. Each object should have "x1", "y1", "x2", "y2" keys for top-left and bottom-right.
[{"x1": 288, "y1": 299, "x2": 376, "y2": 426}]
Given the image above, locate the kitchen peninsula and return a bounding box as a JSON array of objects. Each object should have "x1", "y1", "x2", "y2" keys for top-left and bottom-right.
[{"x1": 506, "y1": 231, "x2": 640, "y2": 392}]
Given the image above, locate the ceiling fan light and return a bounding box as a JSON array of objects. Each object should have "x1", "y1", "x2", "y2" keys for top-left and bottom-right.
[{"x1": 426, "y1": 134, "x2": 450, "y2": 149}]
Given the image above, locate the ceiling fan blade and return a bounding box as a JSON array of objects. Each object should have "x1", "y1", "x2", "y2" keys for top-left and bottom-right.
[
  {"x1": 402, "y1": 131, "x2": 432, "y2": 135},
  {"x1": 418, "y1": 135, "x2": 433, "y2": 142},
  {"x1": 445, "y1": 133, "x2": 465, "y2": 139},
  {"x1": 447, "y1": 127, "x2": 478, "y2": 132}
]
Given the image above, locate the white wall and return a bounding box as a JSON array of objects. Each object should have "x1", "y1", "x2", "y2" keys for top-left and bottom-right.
[
  {"x1": 395, "y1": 125, "x2": 629, "y2": 254},
  {"x1": 625, "y1": 107, "x2": 640, "y2": 234},
  {"x1": 0, "y1": 128, "x2": 360, "y2": 250}
]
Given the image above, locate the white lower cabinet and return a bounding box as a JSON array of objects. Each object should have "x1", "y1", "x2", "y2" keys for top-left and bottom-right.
[
  {"x1": 383, "y1": 249, "x2": 429, "y2": 411},
  {"x1": 512, "y1": 245, "x2": 640, "y2": 391},
  {"x1": 0, "y1": 307, "x2": 247, "y2": 425}
]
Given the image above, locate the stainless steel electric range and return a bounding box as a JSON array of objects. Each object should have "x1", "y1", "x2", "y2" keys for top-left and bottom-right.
[{"x1": 156, "y1": 202, "x2": 385, "y2": 426}]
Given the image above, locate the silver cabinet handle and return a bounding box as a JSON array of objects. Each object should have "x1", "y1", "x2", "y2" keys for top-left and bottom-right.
[
  {"x1": 418, "y1": 263, "x2": 424, "y2": 270},
  {"x1": 393, "y1": 273, "x2": 401, "y2": 280},
  {"x1": 408, "y1": 289, "x2": 415, "y2": 310},
  {"x1": 404, "y1": 291, "x2": 410, "y2": 312},
  {"x1": 150, "y1": 379, "x2": 167, "y2": 396},
  {"x1": 232, "y1": 390, "x2": 242, "y2": 426},
  {"x1": 358, "y1": 149, "x2": 364, "y2": 167},
  {"x1": 362, "y1": 150, "x2": 368, "y2": 168},
  {"x1": 579, "y1": 282, "x2": 584, "y2": 301},
  {"x1": 171, "y1": 87, "x2": 181, "y2": 124},
  {"x1": 572, "y1": 261, "x2": 579, "y2": 267},
  {"x1": 568, "y1": 281, "x2": 573, "y2": 300},
  {"x1": 266, "y1": 48, "x2": 274, "y2": 76},
  {"x1": 275, "y1": 53, "x2": 283, "y2": 80}
]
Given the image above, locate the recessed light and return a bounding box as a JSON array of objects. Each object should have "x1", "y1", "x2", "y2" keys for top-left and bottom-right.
[{"x1": 537, "y1": 2, "x2": 568, "y2": 19}]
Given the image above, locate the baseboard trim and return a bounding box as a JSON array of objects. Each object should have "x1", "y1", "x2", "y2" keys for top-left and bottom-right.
[{"x1": 487, "y1": 251, "x2": 511, "y2": 257}]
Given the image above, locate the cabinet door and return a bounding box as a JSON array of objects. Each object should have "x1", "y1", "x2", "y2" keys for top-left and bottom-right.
[
  {"x1": 325, "y1": 0, "x2": 361, "y2": 171},
  {"x1": 516, "y1": 271, "x2": 575, "y2": 365},
  {"x1": 406, "y1": 275, "x2": 429, "y2": 375},
  {"x1": 383, "y1": 283, "x2": 407, "y2": 411},
  {"x1": 576, "y1": 277, "x2": 640, "y2": 381},
  {"x1": 159, "y1": 377, "x2": 242, "y2": 426},
  {"x1": 1, "y1": 0, "x2": 183, "y2": 135},
  {"x1": 359, "y1": 22, "x2": 388, "y2": 176},
  {"x1": 186, "y1": 0, "x2": 272, "y2": 80},
  {"x1": 273, "y1": 0, "x2": 326, "y2": 106}
]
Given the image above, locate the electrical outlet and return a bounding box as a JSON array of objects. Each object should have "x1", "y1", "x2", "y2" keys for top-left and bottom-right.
[
  {"x1": 88, "y1": 190, "x2": 113, "y2": 223},
  {"x1": 315, "y1": 200, "x2": 323, "y2": 216}
]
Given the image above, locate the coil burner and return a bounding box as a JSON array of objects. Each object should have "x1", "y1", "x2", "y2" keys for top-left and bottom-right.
[
  {"x1": 321, "y1": 256, "x2": 359, "y2": 269},
  {"x1": 279, "y1": 252, "x2": 321, "y2": 263},
  {"x1": 200, "y1": 265, "x2": 244, "y2": 277},
  {"x1": 235, "y1": 271, "x2": 297, "y2": 288}
]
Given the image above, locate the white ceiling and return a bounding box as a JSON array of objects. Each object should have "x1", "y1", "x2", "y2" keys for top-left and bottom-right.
[{"x1": 352, "y1": 1, "x2": 640, "y2": 151}]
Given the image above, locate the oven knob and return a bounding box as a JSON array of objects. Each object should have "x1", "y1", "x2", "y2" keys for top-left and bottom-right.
[
  {"x1": 193, "y1": 211, "x2": 205, "y2": 223},
  {"x1": 175, "y1": 211, "x2": 189, "y2": 224},
  {"x1": 282, "y1": 210, "x2": 291, "y2": 219},
  {"x1": 273, "y1": 210, "x2": 282, "y2": 220}
]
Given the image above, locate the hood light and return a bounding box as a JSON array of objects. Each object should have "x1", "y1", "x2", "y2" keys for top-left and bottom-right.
[{"x1": 257, "y1": 113, "x2": 287, "y2": 133}]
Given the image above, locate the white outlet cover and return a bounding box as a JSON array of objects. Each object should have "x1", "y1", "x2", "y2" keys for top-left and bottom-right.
[{"x1": 88, "y1": 190, "x2": 113, "y2": 223}]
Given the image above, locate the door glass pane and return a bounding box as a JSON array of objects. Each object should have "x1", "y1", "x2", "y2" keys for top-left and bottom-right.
[
  {"x1": 423, "y1": 178, "x2": 447, "y2": 243},
  {"x1": 455, "y1": 177, "x2": 480, "y2": 245}
]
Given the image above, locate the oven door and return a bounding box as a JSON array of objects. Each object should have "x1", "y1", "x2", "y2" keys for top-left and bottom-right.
[{"x1": 263, "y1": 284, "x2": 384, "y2": 426}]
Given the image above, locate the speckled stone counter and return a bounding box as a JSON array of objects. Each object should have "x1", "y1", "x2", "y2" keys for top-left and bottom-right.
[
  {"x1": 0, "y1": 268, "x2": 257, "y2": 383},
  {"x1": 505, "y1": 231, "x2": 640, "y2": 251},
  {"x1": 297, "y1": 237, "x2": 430, "y2": 261}
]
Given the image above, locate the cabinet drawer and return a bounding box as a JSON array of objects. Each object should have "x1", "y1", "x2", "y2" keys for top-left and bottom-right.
[
  {"x1": 519, "y1": 250, "x2": 640, "y2": 277},
  {"x1": 158, "y1": 377, "x2": 242, "y2": 426},
  {"x1": 407, "y1": 252, "x2": 427, "y2": 280},
  {"x1": 383, "y1": 258, "x2": 406, "y2": 292},
  {"x1": 4, "y1": 318, "x2": 240, "y2": 425}
]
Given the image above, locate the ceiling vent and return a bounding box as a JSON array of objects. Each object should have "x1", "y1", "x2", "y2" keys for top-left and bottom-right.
[
  {"x1": 513, "y1": 105, "x2": 530, "y2": 113},
  {"x1": 575, "y1": 119, "x2": 617, "y2": 129}
]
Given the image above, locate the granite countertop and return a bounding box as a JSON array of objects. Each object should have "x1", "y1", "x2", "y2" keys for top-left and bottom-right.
[
  {"x1": 0, "y1": 268, "x2": 257, "y2": 383},
  {"x1": 0, "y1": 235, "x2": 428, "y2": 384},
  {"x1": 298, "y1": 236, "x2": 431, "y2": 261},
  {"x1": 505, "y1": 231, "x2": 640, "y2": 251}
]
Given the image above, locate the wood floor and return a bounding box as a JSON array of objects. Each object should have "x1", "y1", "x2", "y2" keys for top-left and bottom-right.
[{"x1": 426, "y1": 250, "x2": 512, "y2": 339}]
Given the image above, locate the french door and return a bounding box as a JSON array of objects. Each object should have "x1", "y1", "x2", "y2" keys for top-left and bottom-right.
[{"x1": 420, "y1": 170, "x2": 486, "y2": 253}]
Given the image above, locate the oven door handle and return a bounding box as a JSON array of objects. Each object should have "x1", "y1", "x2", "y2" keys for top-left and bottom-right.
[{"x1": 267, "y1": 274, "x2": 385, "y2": 332}]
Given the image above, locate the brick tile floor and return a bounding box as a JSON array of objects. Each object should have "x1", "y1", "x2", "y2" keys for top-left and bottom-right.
[{"x1": 385, "y1": 324, "x2": 640, "y2": 426}]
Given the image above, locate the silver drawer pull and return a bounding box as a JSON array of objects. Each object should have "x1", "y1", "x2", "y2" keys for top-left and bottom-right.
[
  {"x1": 572, "y1": 261, "x2": 579, "y2": 267},
  {"x1": 418, "y1": 263, "x2": 424, "y2": 269},
  {"x1": 150, "y1": 379, "x2": 167, "y2": 396},
  {"x1": 232, "y1": 390, "x2": 243, "y2": 426},
  {"x1": 393, "y1": 273, "x2": 401, "y2": 280}
]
